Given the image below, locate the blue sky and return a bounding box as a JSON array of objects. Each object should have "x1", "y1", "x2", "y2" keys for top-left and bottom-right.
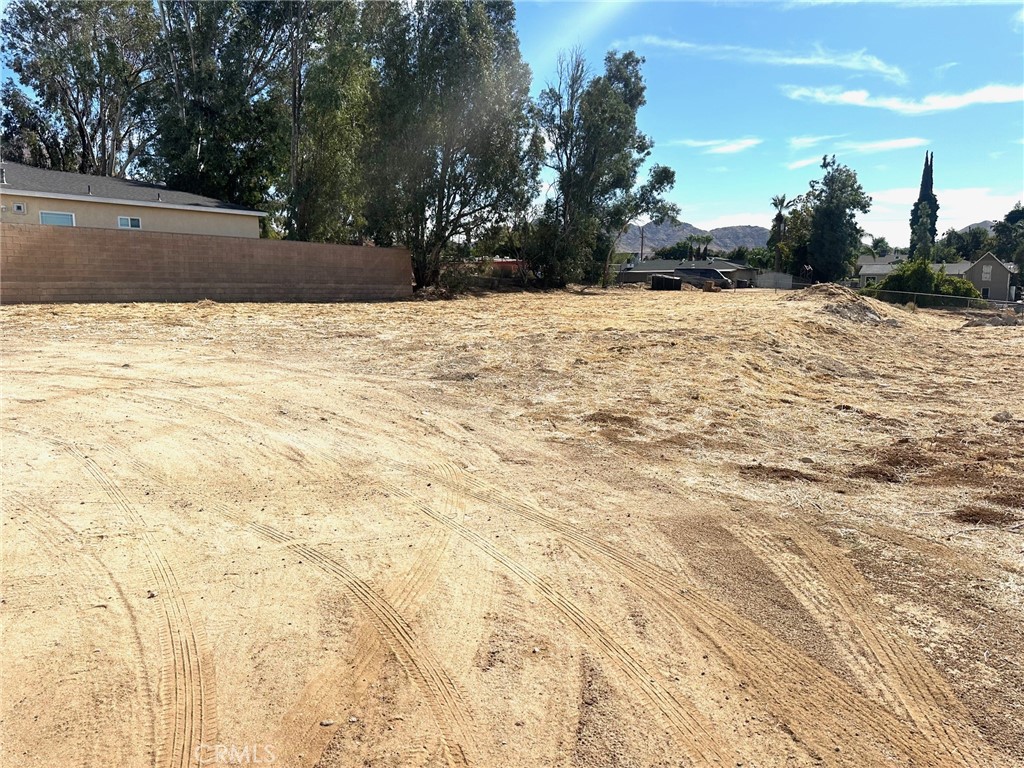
[{"x1": 515, "y1": 0, "x2": 1024, "y2": 245}]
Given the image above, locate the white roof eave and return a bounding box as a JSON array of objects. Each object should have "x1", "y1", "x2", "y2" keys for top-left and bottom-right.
[{"x1": 0, "y1": 187, "x2": 266, "y2": 217}]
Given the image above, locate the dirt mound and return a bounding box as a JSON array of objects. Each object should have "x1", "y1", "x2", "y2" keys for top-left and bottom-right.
[
  {"x1": 786, "y1": 283, "x2": 856, "y2": 302},
  {"x1": 960, "y1": 312, "x2": 1021, "y2": 328},
  {"x1": 787, "y1": 283, "x2": 895, "y2": 325}
]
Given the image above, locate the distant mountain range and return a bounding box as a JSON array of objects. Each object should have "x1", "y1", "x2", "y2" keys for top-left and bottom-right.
[
  {"x1": 616, "y1": 220, "x2": 770, "y2": 254},
  {"x1": 616, "y1": 218, "x2": 996, "y2": 256},
  {"x1": 958, "y1": 220, "x2": 996, "y2": 234}
]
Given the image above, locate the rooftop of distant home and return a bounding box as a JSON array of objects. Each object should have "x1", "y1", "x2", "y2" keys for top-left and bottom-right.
[{"x1": 0, "y1": 161, "x2": 263, "y2": 216}]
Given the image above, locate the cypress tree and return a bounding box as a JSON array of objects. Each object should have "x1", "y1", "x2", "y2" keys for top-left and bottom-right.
[{"x1": 909, "y1": 152, "x2": 939, "y2": 258}]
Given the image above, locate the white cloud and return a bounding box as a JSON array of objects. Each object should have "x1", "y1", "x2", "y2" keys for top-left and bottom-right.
[
  {"x1": 708, "y1": 138, "x2": 763, "y2": 154},
  {"x1": 861, "y1": 186, "x2": 1024, "y2": 246},
  {"x1": 789, "y1": 134, "x2": 844, "y2": 150},
  {"x1": 627, "y1": 36, "x2": 906, "y2": 83},
  {"x1": 787, "y1": 157, "x2": 823, "y2": 170},
  {"x1": 787, "y1": 137, "x2": 927, "y2": 168},
  {"x1": 1015, "y1": 7, "x2": 1024, "y2": 30},
  {"x1": 839, "y1": 137, "x2": 929, "y2": 153},
  {"x1": 669, "y1": 137, "x2": 763, "y2": 154},
  {"x1": 783, "y1": 83, "x2": 1024, "y2": 114},
  {"x1": 671, "y1": 139, "x2": 726, "y2": 148}
]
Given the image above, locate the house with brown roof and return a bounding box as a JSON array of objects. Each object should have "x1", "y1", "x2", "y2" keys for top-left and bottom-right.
[{"x1": 0, "y1": 161, "x2": 265, "y2": 238}]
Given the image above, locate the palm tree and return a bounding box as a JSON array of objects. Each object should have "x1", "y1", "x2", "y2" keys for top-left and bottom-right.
[
  {"x1": 770, "y1": 194, "x2": 795, "y2": 272},
  {"x1": 685, "y1": 233, "x2": 714, "y2": 259},
  {"x1": 869, "y1": 236, "x2": 890, "y2": 261}
]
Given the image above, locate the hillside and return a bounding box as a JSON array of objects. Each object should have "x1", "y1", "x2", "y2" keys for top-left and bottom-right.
[
  {"x1": 617, "y1": 220, "x2": 769, "y2": 254},
  {"x1": 958, "y1": 220, "x2": 996, "y2": 234},
  {"x1": 708, "y1": 224, "x2": 771, "y2": 251}
]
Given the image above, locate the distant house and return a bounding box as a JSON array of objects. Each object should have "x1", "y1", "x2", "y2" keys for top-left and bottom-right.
[
  {"x1": 856, "y1": 252, "x2": 1017, "y2": 301},
  {"x1": 858, "y1": 262, "x2": 897, "y2": 287},
  {"x1": 617, "y1": 257, "x2": 758, "y2": 286},
  {"x1": 961, "y1": 253, "x2": 1017, "y2": 301},
  {"x1": 0, "y1": 161, "x2": 265, "y2": 238}
]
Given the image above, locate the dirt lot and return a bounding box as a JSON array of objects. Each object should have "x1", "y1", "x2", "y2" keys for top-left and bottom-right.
[{"x1": 2, "y1": 286, "x2": 1022, "y2": 768}]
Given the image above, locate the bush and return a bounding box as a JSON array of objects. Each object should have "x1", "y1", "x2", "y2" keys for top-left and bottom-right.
[
  {"x1": 437, "y1": 242, "x2": 483, "y2": 294},
  {"x1": 863, "y1": 259, "x2": 981, "y2": 308}
]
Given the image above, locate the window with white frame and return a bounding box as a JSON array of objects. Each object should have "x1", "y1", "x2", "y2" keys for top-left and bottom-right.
[
  {"x1": 39, "y1": 211, "x2": 75, "y2": 226},
  {"x1": 118, "y1": 216, "x2": 142, "y2": 229},
  {"x1": 981, "y1": 264, "x2": 992, "y2": 282}
]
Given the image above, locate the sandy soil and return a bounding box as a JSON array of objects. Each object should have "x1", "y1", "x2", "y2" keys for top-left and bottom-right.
[{"x1": 2, "y1": 286, "x2": 1021, "y2": 768}]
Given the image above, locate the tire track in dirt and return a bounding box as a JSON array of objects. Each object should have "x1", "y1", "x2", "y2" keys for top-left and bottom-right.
[
  {"x1": 88, "y1": 387, "x2": 991, "y2": 765},
  {"x1": 387, "y1": 465, "x2": 733, "y2": 768},
  {"x1": 241, "y1": 519, "x2": 472, "y2": 768},
  {"x1": 82, "y1": 407, "x2": 476, "y2": 768},
  {"x1": 6, "y1": 490, "x2": 159, "y2": 767},
  {"x1": 235, "y1": 391, "x2": 970, "y2": 765},
  {"x1": 732, "y1": 522, "x2": 980, "y2": 765},
  {"x1": 64, "y1": 445, "x2": 215, "y2": 768},
  {"x1": 271, "y1": 523, "x2": 454, "y2": 768},
  {"x1": 411, "y1": 460, "x2": 994, "y2": 767},
  {"x1": 729, "y1": 526, "x2": 903, "y2": 713}
]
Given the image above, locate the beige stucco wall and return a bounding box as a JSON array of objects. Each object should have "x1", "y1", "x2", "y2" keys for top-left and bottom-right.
[{"x1": 0, "y1": 192, "x2": 261, "y2": 238}]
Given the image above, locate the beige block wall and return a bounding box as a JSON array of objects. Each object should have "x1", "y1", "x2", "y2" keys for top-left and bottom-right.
[
  {"x1": 0, "y1": 223, "x2": 412, "y2": 303},
  {"x1": 0, "y1": 192, "x2": 261, "y2": 238}
]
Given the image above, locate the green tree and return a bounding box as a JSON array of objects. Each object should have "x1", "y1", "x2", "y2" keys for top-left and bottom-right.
[
  {"x1": 148, "y1": 1, "x2": 291, "y2": 213},
  {"x1": 530, "y1": 48, "x2": 675, "y2": 286},
  {"x1": 596, "y1": 164, "x2": 678, "y2": 286},
  {"x1": 909, "y1": 201, "x2": 934, "y2": 263},
  {"x1": 0, "y1": 81, "x2": 78, "y2": 169},
  {"x1": 778, "y1": 195, "x2": 812, "y2": 276},
  {"x1": 280, "y1": 0, "x2": 370, "y2": 242},
  {"x1": 745, "y1": 246, "x2": 773, "y2": 270},
  {"x1": 1, "y1": 0, "x2": 159, "y2": 176},
  {"x1": 993, "y1": 202, "x2": 1024, "y2": 281},
  {"x1": 655, "y1": 240, "x2": 696, "y2": 260},
  {"x1": 805, "y1": 156, "x2": 871, "y2": 282},
  {"x1": 936, "y1": 225, "x2": 994, "y2": 263},
  {"x1": 727, "y1": 246, "x2": 750, "y2": 264},
  {"x1": 767, "y1": 194, "x2": 794, "y2": 271},
  {"x1": 868, "y1": 236, "x2": 890, "y2": 260},
  {"x1": 908, "y1": 151, "x2": 938, "y2": 259},
  {"x1": 362, "y1": 0, "x2": 540, "y2": 289},
  {"x1": 685, "y1": 233, "x2": 713, "y2": 258}
]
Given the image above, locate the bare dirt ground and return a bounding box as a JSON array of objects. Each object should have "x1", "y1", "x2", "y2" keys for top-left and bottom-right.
[{"x1": 2, "y1": 286, "x2": 1022, "y2": 768}]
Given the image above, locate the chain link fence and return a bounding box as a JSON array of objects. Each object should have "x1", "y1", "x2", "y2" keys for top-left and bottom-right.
[{"x1": 859, "y1": 286, "x2": 1023, "y2": 313}]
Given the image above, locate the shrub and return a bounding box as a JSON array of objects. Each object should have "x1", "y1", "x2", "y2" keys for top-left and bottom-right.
[{"x1": 863, "y1": 259, "x2": 980, "y2": 308}]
